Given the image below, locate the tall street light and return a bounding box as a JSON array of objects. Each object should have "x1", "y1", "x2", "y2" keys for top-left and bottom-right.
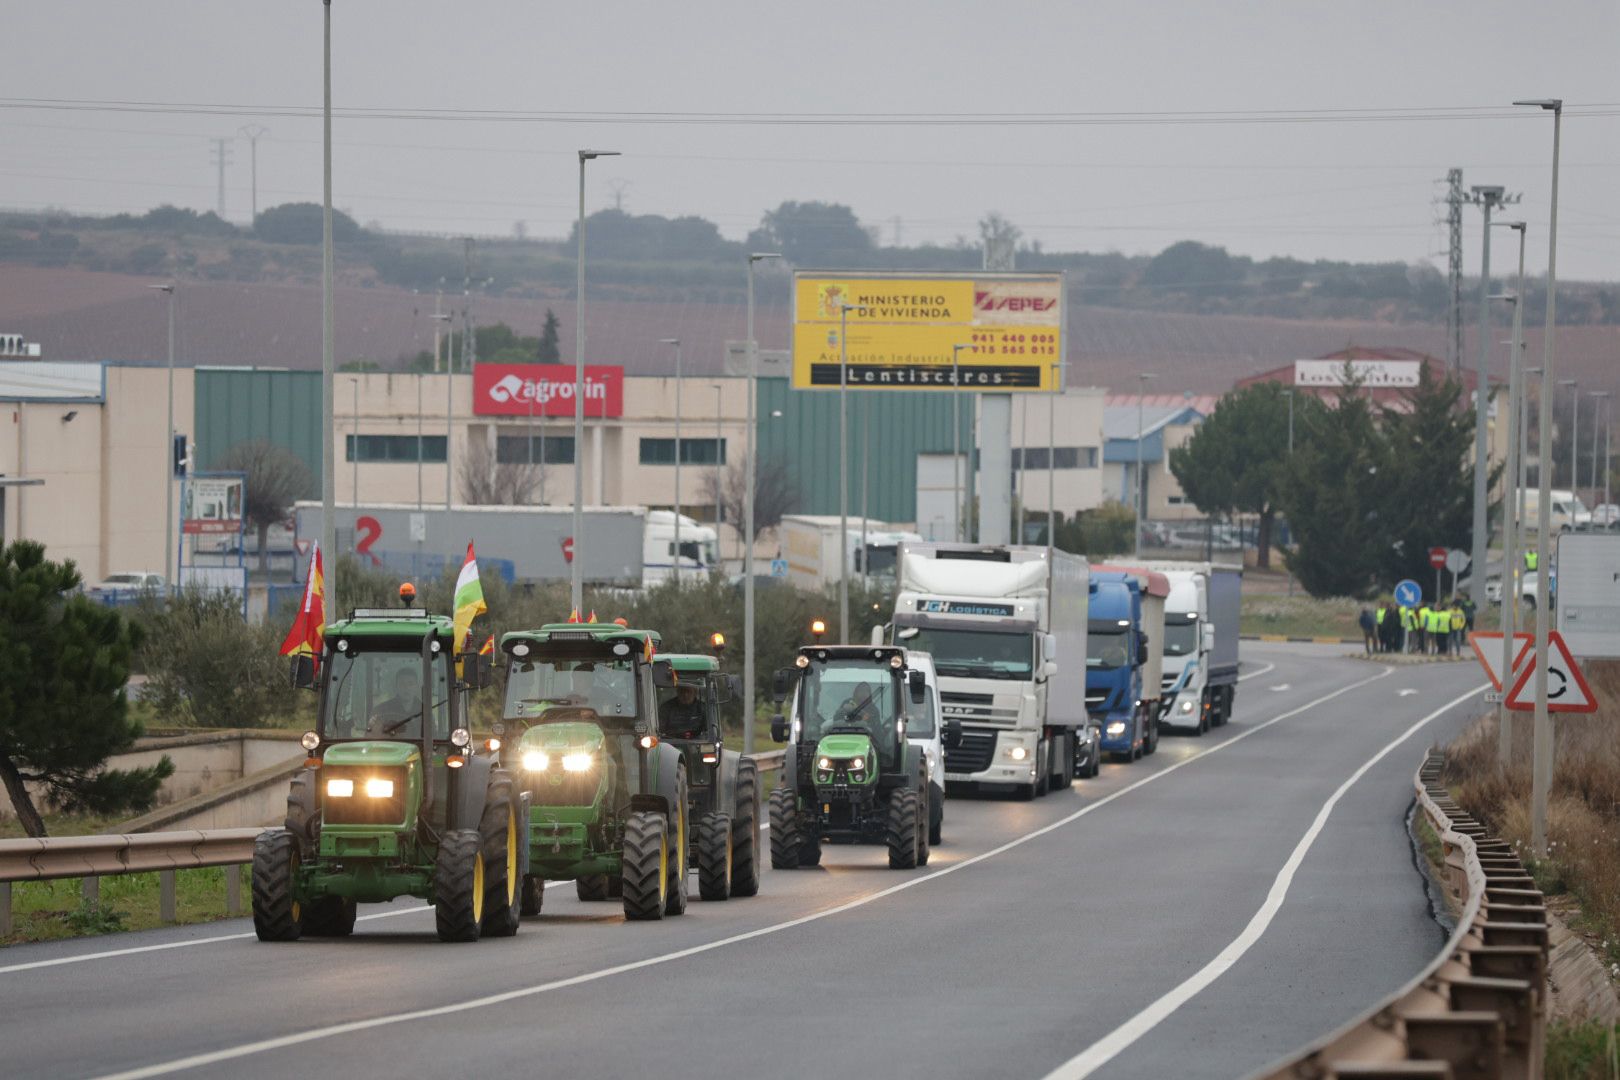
[
  {"x1": 149, "y1": 282, "x2": 176, "y2": 586},
  {"x1": 572, "y1": 149, "x2": 619, "y2": 615},
  {"x1": 1469, "y1": 186, "x2": 1506, "y2": 609},
  {"x1": 1133, "y1": 372, "x2": 1158, "y2": 557},
  {"x1": 1559, "y1": 379, "x2": 1579, "y2": 495},
  {"x1": 838, "y1": 301, "x2": 856, "y2": 641},
  {"x1": 1514, "y1": 96, "x2": 1560, "y2": 857},
  {"x1": 712, "y1": 383, "x2": 724, "y2": 536},
  {"x1": 743, "y1": 252, "x2": 781, "y2": 751},
  {"x1": 1489, "y1": 218, "x2": 1527, "y2": 767},
  {"x1": 660, "y1": 337, "x2": 683, "y2": 585},
  {"x1": 951, "y1": 343, "x2": 974, "y2": 542},
  {"x1": 320, "y1": 0, "x2": 335, "y2": 614},
  {"x1": 433, "y1": 311, "x2": 454, "y2": 529},
  {"x1": 351, "y1": 378, "x2": 361, "y2": 511},
  {"x1": 1589, "y1": 390, "x2": 1611, "y2": 513}
]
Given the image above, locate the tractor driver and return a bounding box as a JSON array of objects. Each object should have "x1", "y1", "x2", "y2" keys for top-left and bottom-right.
[
  {"x1": 834, "y1": 682, "x2": 882, "y2": 731},
  {"x1": 658, "y1": 683, "x2": 706, "y2": 739},
  {"x1": 370, "y1": 668, "x2": 423, "y2": 734}
]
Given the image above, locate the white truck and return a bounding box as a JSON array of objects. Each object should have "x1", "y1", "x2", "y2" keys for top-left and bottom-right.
[
  {"x1": 1137, "y1": 561, "x2": 1242, "y2": 734},
  {"x1": 1518, "y1": 489, "x2": 1592, "y2": 534},
  {"x1": 641, "y1": 510, "x2": 721, "y2": 586},
  {"x1": 890, "y1": 543, "x2": 1090, "y2": 799},
  {"x1": 781, "y1": 514, "x2": 924, "y2": 592}
]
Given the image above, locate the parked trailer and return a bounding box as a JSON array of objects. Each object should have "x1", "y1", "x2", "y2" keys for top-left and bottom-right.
[{"x1": 780, "y1": 514, "x2": 923, "y2": 592}]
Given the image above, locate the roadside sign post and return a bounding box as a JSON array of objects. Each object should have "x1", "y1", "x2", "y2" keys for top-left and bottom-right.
[
  {"x1": 1429, "y1": 547, "x2": 1447, "y2": 601},
  {"x1": 1444, "y1": 547, "x2": 1469, "y2": 604},
  {"x1": 1395, "y1": 579, "x2": 1421, "y2": 652}
]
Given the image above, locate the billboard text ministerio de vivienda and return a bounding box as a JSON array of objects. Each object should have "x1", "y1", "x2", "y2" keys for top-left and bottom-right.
[{"x1": 790, "y1": 272, "x2": 1065, "y2": 392}]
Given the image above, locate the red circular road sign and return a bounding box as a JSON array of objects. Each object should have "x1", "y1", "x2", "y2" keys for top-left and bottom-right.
[
  {"x1": 561, "y1": 536, "x2": 575, "y2": 564},
  {"x1": 1429, "y1": 546, "x2": 1447, "y2": 570}
]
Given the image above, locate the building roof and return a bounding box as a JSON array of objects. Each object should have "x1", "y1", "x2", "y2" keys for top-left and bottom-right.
[
  {"x1": 0, "y1": 361, "x2": 103, "y2": 401},
  {"x1": 1101, "y1": 397, "x2": 1211, "y2": 442}
]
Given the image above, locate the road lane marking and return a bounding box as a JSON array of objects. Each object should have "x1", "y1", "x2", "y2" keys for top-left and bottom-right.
[
  {"x1": 1238, "y1": 662, "x2": 1277, "y2": 682},
  {"x1": 1040, "y1": 680, "x2": 1487, "y2": 1080},
  {"x1": 93, "y1": 662, "x2": 1394, "y2": 1080}
]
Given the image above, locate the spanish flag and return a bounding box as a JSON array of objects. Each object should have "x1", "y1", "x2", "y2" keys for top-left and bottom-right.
[
  {"x1": 279, "y1": 544, "x2": 326, "y2": 665},
  {"x1": 453, "y1": 542, "x2": 487, "y2": 654},
  {"x1": 479, "y1": 634, "x2": 495, "y2": 656}
]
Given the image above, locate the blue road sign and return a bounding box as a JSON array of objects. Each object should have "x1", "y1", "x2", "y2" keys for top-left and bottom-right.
[
  {"x1": 1394, "y1": 579, "x2": 1422, "y2": 607},
  {"x1": 770, "y1": 558, "x2": 788, "y2": 579}
]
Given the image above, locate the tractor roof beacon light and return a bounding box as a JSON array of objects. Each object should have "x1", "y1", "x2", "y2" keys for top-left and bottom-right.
[
  {"x1": 710, "y1": 632, "x2": 726, "y2": 656},
  {"x1": 811, "y1": 619, "x2": 827, "y2": 642},
  {"x1": 399, "y1": 581, "x2": 417, "y2": 606}
]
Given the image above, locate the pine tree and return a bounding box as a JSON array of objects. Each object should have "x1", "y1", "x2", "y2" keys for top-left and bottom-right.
[{"x1": 537, "y1": 309, "x2": 561, "y2": 363}]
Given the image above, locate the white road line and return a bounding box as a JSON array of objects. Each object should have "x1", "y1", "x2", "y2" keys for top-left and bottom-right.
[
  {"x1": 1238, "y1": 662, "x2": 1277, "y2": 682},
  {"x1": 1040, "y1": 680, "x2": 1487, "y2": 1080},
  {"x1": 93, "y1": 663, "x2": 1394, "y2": 1080}
]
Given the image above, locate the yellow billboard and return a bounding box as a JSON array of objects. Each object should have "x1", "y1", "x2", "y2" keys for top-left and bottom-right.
[{"x1": 791, "y1": 271, "x2": 1064, "y2": 392}]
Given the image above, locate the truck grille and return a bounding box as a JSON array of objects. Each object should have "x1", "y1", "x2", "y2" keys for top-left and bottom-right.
[
  {"x1": 321, "y1": 767, "x2": 406, "y2": 826},
  {"x1": 944, "y1": 730, "x2": 996, "y2": 774},
  {"x1": 940, "y1": 691, "x2": 1021, "y2": 726},
  {"x1": 1160, "y1": 675, "x2": 1178, "y2": 691}
]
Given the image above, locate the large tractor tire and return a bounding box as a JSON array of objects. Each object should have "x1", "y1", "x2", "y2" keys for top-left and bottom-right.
[
  {"x1": 250, "y1": 829, "x2": 303, "y2": 942},
  {"x1": 520, "y1": 876, "x2": 545, "y2": 916},
  {"x1": 768, "y1": 785, "x2": 800, "y2": 870},
  {"x1": 478, "y1": 770, "x2": 522, "y2": 939},
  {"x1": 283, "y1": 770, "x2": 319, "y2": 851},
  {"x1": 300, "y1": 895, "x2": 356, "y2": 937},
  {"x1": 621, "y1": 810, "x2": 670, "y2": 921},
  {"x1": 797, "y1": 831, "x2": 823, "y2": 868},
  {"x1": 928, "y1": 784, "x2": 944, "y2": 847},
  {"x1": 915, "y1": 785, "x2": 931, "y2": 867},
  {"x1": 886, "y1": 788, "x2": 921, "y2": 870},
  {"x1": 664, "y1": 769, "x2": 690, "y2": 917},
  {"x1": 697, "y1": 812, "x2": 733, "y2": 901},
  {"x1": 730, "y1": 759, "x2": 761, "y2": 897},
  {"x1": 576, "y1": 875, "x2": 622, "y2": 901},
  {"x1": 433, "y1": 829, "x2": 486, "y2": 943}
]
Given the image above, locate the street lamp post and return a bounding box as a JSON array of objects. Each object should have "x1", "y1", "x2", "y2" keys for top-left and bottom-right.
[
  {"x1": 149, "y1": 283, "x2": 177, "y2": 586},
  {"x1": 661, "y1": 338, "x2": 683, "y2": 585},
  {"x1": 1284, "y1": 387, "x2": 1295, "y2": 596},
  {"x1": 1560, "y1": 379, "x2": 1579, "y2": 496},
  {"x1": 1133, "y1": 373, "x2": 1158, "y2": 557},
  {"x1": 743, "y1": 253, "x2": 781, "y2": 751},
  {"x1": 839, "y1": 301, "x2": 856, "y2": 641},
  {"x1": 434, "y1": 312, "x2": 454, "y2": 530},
  {"x1": 572, "y1": 150, "x2": 619, "y2": 615},
  {"x1": 1469, "y1": 186, "x2": 1505, "y2": 610},
  {"x1": 951, "y1": 343, "x2": 973, "y2": 542},
  {"x1": 351, "y1": 378, "x2": 360, "y2": 511},
  {"x1": 712, "y1": 383, "x2": 723, "y2": 536},
  {"x1": 320, "y1": 0, "x2": 335, "y2": 613},
  {"x1": 1515, "y1": 97, "x2": 1561, "y2": 857},
  {"x1": 1490, "y1": 218, "x2": 1527, "y2": 767},
  {"x1": 1589, "y1": 391, "x2": 1611, "y2": 515}
]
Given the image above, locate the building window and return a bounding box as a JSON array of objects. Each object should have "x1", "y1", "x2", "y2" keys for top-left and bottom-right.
[
  {"x1": 346, "y1": 435, "x2": 446, "y2": 463},
  {"x1": 1011, "y1": 447, "x2": 1097, "y2": 470},
  {"x1": 1166, "y1": 494, "x2": 1189, "y2": 505},
  {"x1": 496, "y1": 435, "x2": 575, "y2": 465},
  {"x1": 639, "y1": 438, "x2": 727, "y2": 466}
]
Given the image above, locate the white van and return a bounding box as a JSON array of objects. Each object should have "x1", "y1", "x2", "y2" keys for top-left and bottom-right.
[
  {"x1": 1518, "y1": 489, "x2": 1592, "y2": 534},
  {"x1": 901, "y1": 652, "x2": 955, "y2": 846}
]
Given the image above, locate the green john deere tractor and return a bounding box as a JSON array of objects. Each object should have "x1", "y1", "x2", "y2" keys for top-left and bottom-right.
[
  {"x1": 252, "y1": 606, "x2": 521, "y2": 943},
  {"x1": 656, "y1": 643, "x2": 761, "y2": 901},
  {"x1": 768, "y1": 641, "x2": 931, "y2": 870},
  {"x1": 497, "y1": 623, "x2": 690, "y2": 921}
]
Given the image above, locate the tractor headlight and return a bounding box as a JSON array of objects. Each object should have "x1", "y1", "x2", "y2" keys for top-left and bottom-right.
[
  {"x1": 522, "y1": 750, "x2": 550, "y2": 772},
  {"x1": 326, "y1": 778, "x2": 355, "y2": 798},
  {"x1": 1106, "y1": 721, "x2": 1127, "y2": 736},
  {"x1": 364, "y1": 777, "x2": 395, "y2": 799},
  {"x1": 818, "y1": 756, "x2": 833, "y2": 770},
  {"x1": 561, "y1": 752, "x2": 593, "y2": 773},
  {"x1": 300, "y1": 731, "x2": 320, "y2": 751},
  {"x1": 849, "y1": 756, "x2": 865, "y2": 772},
  {"x1": 450, "y1": 728, "x2": 471, "y2": 748}
]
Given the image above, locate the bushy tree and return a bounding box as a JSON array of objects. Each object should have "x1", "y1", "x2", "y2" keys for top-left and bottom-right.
[
  {"x1": 1276, "y1": 381, "x2": 1386, "y2": 598},
  {"x1": 747, "y1": 201, "x2": 872, "y2": 264},
  {"x1": 537, "y1": 309, "x2": 561, "y2": 363},
  {"x1": 1053, "y1": 501, "x2": 1133, "y2": 557},
  {"x1": 254, "y1": 202, "x2": 363, "y2": 245},
  {"x1": 701, "y1": 456, "x2": 799, "y2": 535},
  {"x1": 216, "y1": 440, "x2": 313, "y2": 572},
  {"x1": 135, "y1": 590, "x2": 300, "y2": 730},
  {"x1": 0, "y1": 542, "x2": 171, "y2": 836}
]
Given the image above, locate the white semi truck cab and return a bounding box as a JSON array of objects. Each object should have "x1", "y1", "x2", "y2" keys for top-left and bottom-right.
[{"x1": 1138, "y1": 561, "x2": 1243, "y2": 734}]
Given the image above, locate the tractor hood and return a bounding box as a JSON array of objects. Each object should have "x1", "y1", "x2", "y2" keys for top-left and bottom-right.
[
  {"x1": 816, "y1": 733, "x2": 874, "y2": 759},
  {"x1": 322, "y1": 742, "x2": 421, "y2": 768},
  {"x1": 518, "y1": 721, "x2": 605, "y2": 756},
  {"x1": 813, "y1": 733, "x2": 878, "y2": 786}
]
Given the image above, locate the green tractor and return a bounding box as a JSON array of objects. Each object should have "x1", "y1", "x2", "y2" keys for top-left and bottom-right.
[
  {"x1": 655, "y1": 642, "x2": 762, "y2": 901},
  {"x1": 252, "y1": 607, "x2": 520, "y2": 944},
  {"x1": 767, "y1": 640, "x2": 932, "y2": 870},
  {"x1": 497, "y1": 623, "x2": 691, "y2": 921}
]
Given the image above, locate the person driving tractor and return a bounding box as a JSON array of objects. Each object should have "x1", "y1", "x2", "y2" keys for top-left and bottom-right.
[
  {"x1": 371, "y1": 668, "x2": 422, "y2": 733},
  {"x1": 835, "y1": 682, "x2": 882, "y2": 728},
  {"x1": 658, "y1": 683, "x2": 706, "y2": 738}
]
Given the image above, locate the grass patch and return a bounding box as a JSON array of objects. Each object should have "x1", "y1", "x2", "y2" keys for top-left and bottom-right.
[
  {"x1": 3, "y1": 864, "x2": 250, "y2": 947},
  {"x1": 0, "y1": 812, "x2": 131, "y2": 841},
  {"x1": 1241, "y1": 594, "x2": 1365, "y2": 639},
  {"x1": 1545, "y1": 1020, "x2": 1619, "y2": 1080}
]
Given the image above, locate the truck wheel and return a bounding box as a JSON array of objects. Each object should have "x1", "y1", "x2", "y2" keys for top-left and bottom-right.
[
  {"x1": 520, "y1": 875, "x2": 544, "y2": 916},
  {"x1": 697, "y1": 812, "x2": 733, "y2": 901},
  {"x1": 250, "y1": 829, "x2": 303, "y2": 942},
  {"x1": 300, "y1": 895, "x2": 356, "y2": 937},
  {"x1": 1223, "y1": 686, "x2": 1236, "y2": 725},
  {"x1": 478, "y1": 770, "x2": 521, "y2": 938},
  {"x1": 886, "y1": 789, "x2": 921, "y2": 869},
  {"x1": 1143, "y1": 716, "x2": 1159, "y2": 756},
  {"x1": 929, "y1": 783, "x2": 944, "y2": 847},
  {"x1": 1085, "y1": 739, "x2": 1101, "y2": 779},
  {"x1": 433, "y1": 829, "x2": 485, "y2": 943},
  {"x1": 768, "y1": 786, "x2": 800, "y2": 870},
  {"x1": 621, "y1": 810, "x2": 669, "y2": 921},
  {"x1": 664, "y1": 770, "x2": 689, "y2": 917},
  {"x1": 284, "y1": 769, "x2": 319, "y2": 852},
  {"x1": 730, "y1": 759, "x2": 761, "y2": 896}
]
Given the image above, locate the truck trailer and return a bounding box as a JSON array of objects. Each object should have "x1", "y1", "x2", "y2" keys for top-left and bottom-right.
[
  {"x1": 1136, "y1": 562, "x2": 1242, "y2": 733},
  {"x1": 780, "y1": 514, "x2": 923, "y2": 593}
]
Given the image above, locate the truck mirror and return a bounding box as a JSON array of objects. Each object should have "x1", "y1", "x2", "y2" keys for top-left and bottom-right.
[
  {"x1": 1043, "y1": 633, "x2": 1058, "y2": 662},
  {"x1": 907, "y1": 668, "x2": 926, "y2": 704},
  {"x1": 1136, "y1": 631, "x2": 1150, "y2": 667},
  {"x1": 943, "y1": 719, "x2": 963, "y2": 749},
  {"x1": 290, "y1": 655, "x2": 316, "y2": 690},
  {"x1": 1042, "y1": 660, "x2": 1059, "y2": 679},
  {"x1": 1201, "y1": 624, "x2": 1215, "y2": 653},
  {"x1": 650, "y1": 659, "x2": 677, "y2": 689},
  {"x1": 770, "y1": 715, "x2": 789, "y2": 743},
  {"x1": 771, "y1": 668, "x2": 792, "y2": 704}
]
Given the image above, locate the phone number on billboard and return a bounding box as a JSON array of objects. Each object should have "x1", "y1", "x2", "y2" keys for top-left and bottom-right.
[{"x1": 970, "y1": 331, "x2": 1058, "y2": 356}]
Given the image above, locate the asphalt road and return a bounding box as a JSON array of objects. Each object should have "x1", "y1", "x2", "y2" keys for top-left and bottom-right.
[{"x1": 0, "y1": 643, "x2": 1488, "y2": 1080}]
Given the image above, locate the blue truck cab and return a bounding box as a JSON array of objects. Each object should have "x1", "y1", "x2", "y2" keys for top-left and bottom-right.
[{"x1": 1086, "y1": 571, "x2": 1152, "y2": 761}]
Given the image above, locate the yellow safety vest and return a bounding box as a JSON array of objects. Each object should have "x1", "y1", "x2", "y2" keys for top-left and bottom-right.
[
  {"x1": 1450, "y1": 609, "x2": 1465, "y2": 631},
  {"x1": 1525, "y1": 551, "x2": 1539, "y2": 571},
  {"x1": 1375, "y1": 607, "x2": 1387, "y2": 625}
]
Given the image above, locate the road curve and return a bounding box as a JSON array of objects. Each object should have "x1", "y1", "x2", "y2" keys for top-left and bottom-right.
[{"x1": 0, "y1": 643, "x2": 1488, "y2": 1080}]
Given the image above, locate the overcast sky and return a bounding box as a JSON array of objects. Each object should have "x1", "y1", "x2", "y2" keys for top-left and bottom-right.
[{"x1": 5, "y1": 1, "x2": 1618, "y2": 281}]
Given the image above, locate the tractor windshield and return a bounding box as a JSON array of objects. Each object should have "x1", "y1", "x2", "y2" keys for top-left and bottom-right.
[
  {"x1": 505, "y1": 657, "x2": 638, "y2": 722},
  {"x1": 797, "y1": 661, "x2": 901, "y2": 754},
  {"x1": 323, "y1": 645, "x2": 450, "y2": 741},
  {"x1": 655, "y1": 681, "x2": 711, "y2": 739}
]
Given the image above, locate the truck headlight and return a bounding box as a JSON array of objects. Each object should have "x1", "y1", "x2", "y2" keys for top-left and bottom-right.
[
  {"x1": 1180, "y1": 700, "x2": 1194, "y2": 714},
  {"x1": 326, "y1": 778, "x2": 354, "y2": 798},
  {"x1": 1106, "y1": 721, "x2": 1127, "y2": 736},
  {"x1": 1006, "y1": 745, "x2": 1029, "y2": 761},
  {"x1": 561, "y1": 752, "x2": 594, "y2": 773},
  {"x1": 364, "y1": 777, "x2": 395, "y2": 799},
  {"x1": 522, "y1": 750, "x2": 550, "y2": 772}
]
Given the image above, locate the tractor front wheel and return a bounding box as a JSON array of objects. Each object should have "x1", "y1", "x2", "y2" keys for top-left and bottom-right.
[
  {"x1": 697, "y1": 812, "x2": 733, "y2": 901},
  {"x1": 576, "y1": 875, "x2": 622, "y2": 901},
  {"x1": 520, "y1": 875, "x2": 544, "y2": 916},
  {"x1": 477, "y1": 770, "x2": 522, "y2": 939},
  {"x1": 621, "y1": 811, "x2": 669, "y2": 921},
  {"x1": 664, "y1": 770, "x2": 690, "y2": 917},
  {"x1": 300, "y1": 895, "x2": 356, "y2": 937},
  {"x1": 730, "y1": 759, "x2": 761, "y2": 897},
  {"x1": 886, "y1": 788, "x2": 921, "y2": 870},
  {"x1": 768, "y1": 786, "x2": 800, "y2": 870},
  {"x1": 433, "y1": 829, "x2": 486, "y2": 943},
  {"x1": 250, "y1": 829, "x2": 302, "y2": 942}
]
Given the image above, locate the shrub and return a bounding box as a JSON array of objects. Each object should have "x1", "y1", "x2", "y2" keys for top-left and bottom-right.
[{"x1": 135, "y1": 591, "x2": 301, "y2": 728}]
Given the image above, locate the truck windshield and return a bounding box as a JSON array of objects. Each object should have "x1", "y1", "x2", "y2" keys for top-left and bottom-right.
[
  {"x1": 1163, "y1": 617, "x2": 1198, "y2": 658},
  {"x1": 506, "y1": 658, "x2": 638, "y2": 720},
  {"x1": 797, "y1": 662, "x2": 900, "y2": 747},
  {"x1": 1087, "y1": 630, "x2": 1130, "y2": 670},
  {"x1": 861, "y1": 545, "x2": 898, "y2": 578},
  {"x1": 323, "y1": 646, "x2": 449, "y2": 740},
  {"x1": 897, "y1": 628, "x2": 1032, "y2": 679}
]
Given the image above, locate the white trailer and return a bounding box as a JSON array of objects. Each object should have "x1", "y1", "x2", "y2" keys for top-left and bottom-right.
[
  {"x1": 780, "y1": 514, "x2": 922, "y2": 592},
  {"x1": 641, "y1": 510, "x2": 720, "y2": 586},
  {"x1": 892, "y1": 542, "x2": 1089, "y2": 799},
  {"x1": 1137, "y1": 561, "x2": 1243, "y2": 733}
]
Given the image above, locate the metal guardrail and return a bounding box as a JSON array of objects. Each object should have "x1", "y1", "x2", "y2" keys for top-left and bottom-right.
[{"x1": 1252, "y1": 749, "x2": 1549, "y2": 1080}]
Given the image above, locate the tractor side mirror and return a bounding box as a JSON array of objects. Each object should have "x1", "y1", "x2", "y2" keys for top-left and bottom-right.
[
  {"x1": 650, "y1": 659, "x2": 677, "y2": 689},
  {"x1": 869, "y1": 624, "x2": 886, "y2": 647},
  {"x1": 1136, "y1": 631, "x2": 1150, "y2": 667},
  {"x1": 290, "y1": 655, "x2": 317, "y2": 690},
  {"x1": 770, "y1": 715, "x2": 789, "y2": 743},
  {"x1": 459, "y1": 652, "x2": 494, "y2": 689},
  {"x1": 772, "y1": 667, "x2": 793, "y2": 704},
  {"x1": 943, "y1": 719, "x2": 963, "y2": 749},
  {"x1": 727, "y1": 674, "x2": 742, "y2": 702},
  {"x1": 907, "y1": 668, "x2": 926, "y2": 704}
]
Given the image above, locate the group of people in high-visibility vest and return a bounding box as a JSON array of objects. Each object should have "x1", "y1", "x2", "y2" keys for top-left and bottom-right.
[{"x1": 1366, "y1": 595, "x2": 1471, "y2": 656}]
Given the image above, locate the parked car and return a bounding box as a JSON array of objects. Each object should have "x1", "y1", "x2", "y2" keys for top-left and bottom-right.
[
  {"x1": 1591, "y1": 504, "x2": 1619, "y2": 528},
  {"x1": 87, "y1": 571, "x2": 166, "y2": 604}
]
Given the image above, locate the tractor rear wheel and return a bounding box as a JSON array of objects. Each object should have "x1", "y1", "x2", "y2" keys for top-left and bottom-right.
[
  {"x1": 915, "y1": 785, "x2": 931, "y2": 867},
  {"x1": 797, "y1": 832, "x2": 822, "y2": 867},
  {"x1": 664, "y1": 770, "x2": 689, "y2": 917},
  {"x1": 300, "y1": 895, "x2": 356, "y2": 937},
  {"x1": 433, "y1": 829, "x2": 485, "y2": 943},
  {"x1": 730, "y1": 760, "x2": 761, "y2": 896},
  {"x1": 886, "y1": 789, "x2": 921, "y2": 869},
  {"x1": 250, "y1": 829, "x2": 302, "y2": 942},
  {"x1": 621, "y1": 811, "x2": 669, "y2": 921},
  {"x1": 575, "y1": 875, "x2": 621, "y2": 901},
  {"x1": 478, "y1": 771, "x2": 521, "y2": 939},
  {"x1": 768, "y1": 786, "x2": 800, "y2": 870},
  {"x1": 520, "y1": 875, "x2": 544, "y2": 916},
  {"x1": 697, "y1": 812, "x2": 733, "y2": 901}
]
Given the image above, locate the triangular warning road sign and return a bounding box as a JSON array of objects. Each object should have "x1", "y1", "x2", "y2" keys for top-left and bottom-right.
[
  {"x1": 1505, "y1": 630, "x2": 1599, "y2": 713},
  {"x1": 1468, "y1": 632, "x2": 1534, "y2": 692}
]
